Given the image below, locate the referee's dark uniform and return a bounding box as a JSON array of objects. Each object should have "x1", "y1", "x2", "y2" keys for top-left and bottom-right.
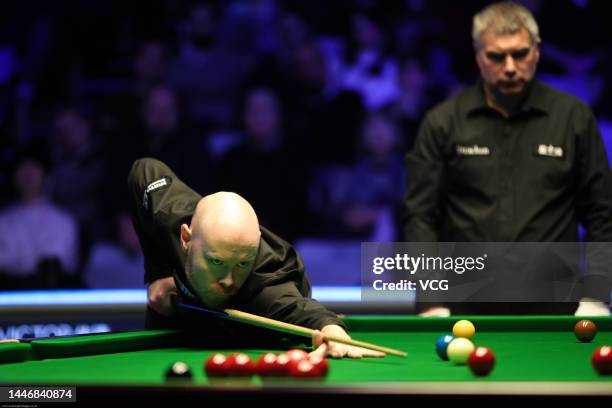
[
  {"x1": 404, "y1": 80, "x2": 612, "y2": 313},
  {"x1": 127, "y1": 158, "x2": 344, "y2": 340}
]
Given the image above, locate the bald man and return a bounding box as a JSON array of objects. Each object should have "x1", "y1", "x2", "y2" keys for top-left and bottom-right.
[{"x1": 128, "y1": 158, "x2": 380, "y2": 358}]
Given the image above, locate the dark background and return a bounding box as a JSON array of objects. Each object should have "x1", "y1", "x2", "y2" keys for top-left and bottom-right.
[{"x1": 1, "y1": 0, "x2": 611, "y2": 290}]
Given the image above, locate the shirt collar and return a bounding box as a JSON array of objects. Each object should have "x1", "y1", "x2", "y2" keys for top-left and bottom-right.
[
  {"x1": 522, "y1": 79, "x2": 551, "y2": 113},
  {"x1": 464, "y1": 79, "x2": 550, "y2": 117}
]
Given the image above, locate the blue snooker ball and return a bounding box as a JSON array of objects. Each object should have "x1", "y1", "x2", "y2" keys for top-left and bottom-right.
[{"x1": 435, "y1": 334, "x2": 455, "y2": 360}]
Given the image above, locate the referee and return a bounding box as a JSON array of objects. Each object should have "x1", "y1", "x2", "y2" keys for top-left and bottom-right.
[{"x1": 403, "y1": 2, "x2": 612, "y2": 316}]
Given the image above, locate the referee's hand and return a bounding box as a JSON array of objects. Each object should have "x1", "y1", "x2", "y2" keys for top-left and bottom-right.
[
  {"x1": 310, "y1": 325, "x2": 385, "y2": 359},
  {"x1": 418, "y1": 306, "x2": 451, "y2": 317},
  {"x1": 147, "y1": 276, "x2": 178, "y2": 316},
  {"x1": 575, "y1": 298, "x2": 611, "y2": 316}
]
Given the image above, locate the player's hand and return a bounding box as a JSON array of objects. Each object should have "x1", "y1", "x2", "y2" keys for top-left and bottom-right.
[
  {"x1": 147, "y1": 276, "x2": 178, "y2": 316},
  {"x1": 575, "y1": 298, "x2": 611, "y2": 316},
  {"x1": 310, "y1": 325, "x2": 385, "y2": 359},
  {"x1": 419, "y1": 306, "x2": 451, "y2": 317}
]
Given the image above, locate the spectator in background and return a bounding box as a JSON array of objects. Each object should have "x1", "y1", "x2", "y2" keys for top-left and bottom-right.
[
  {"x1": 0, "y1": 157, "x2": 79, "y2": 288},
  {"x1": 245, "y1": 12, "x2": 364, "y2": 167},
  {"x1": 290, "y1": 41, "x2": 336, "y2": 103},
  {"x1": 137, "y1": 86, "x2": 211, "y2": 193},
  {"x1": 47, "y1": 107, "x2": 106, "y2": 246},
  {"x1": 507, "y1": 0, "x2": 607, "y2": 102},
  {"x1": 84, "y1": 211, "x2": 144, "y2": 289},
  {"x1": 343, "y1": 113, "x2": 406, "y2": 241},
  {"x1": 216, "y1": 87, "x2": 308, "y2": 242},
  {"x1": 99, "y1": 41, "x2": 172, "y2": 217},
  {"x1": 336, "y1": 11, "x2": 399, "y2": 111},
  {"x1": 108, "y1": 85, "x2": 211, "y2": 203},
  {"x1": 167, "y1": 2, "x2": 253, "y2": 130},
  {"x1": 105, "y1": 39, "x2": 170, "y2": 135},
  {"x1": 133, "y1": 40, "x2": 168, "y2": 99},
  {"x1": 284, "y1": 41, "x2": 363, "y2": 166},
  {"x1": 537, "y1": 38, "x2": 606, "y2": 109},
  {"x1": 240, "y1": 11, "x2": 318, "y2": 98},
  {"x1": 387, "y1": 56, "x2": 432, "y2": 152},
  {"x1": 276, "y1": 11, "x2": 315, "y2": 65},
  {"x1": 140, "y1": 86, "x2": 184, "y2": 155}
]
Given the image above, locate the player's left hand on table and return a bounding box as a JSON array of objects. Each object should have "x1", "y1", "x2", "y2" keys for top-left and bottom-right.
[
  {"x1": 310, "y1": 325, "x2": 385, "y2": 359},
  {"x1": 574, "y1": 298, "x2": 611, "y2": 316}
]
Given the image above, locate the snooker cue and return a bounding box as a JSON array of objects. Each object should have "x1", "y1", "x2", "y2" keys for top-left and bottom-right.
[
  {"x1": 176, "y1": 302, "x2": 406, "y2": 357},
  {"x1": 225, "y1": 309, "x2": 407, "y2": 357}
]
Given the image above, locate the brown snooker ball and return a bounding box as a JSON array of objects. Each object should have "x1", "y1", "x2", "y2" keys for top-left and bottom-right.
[{"x1": 574, "y1": 319, "x2": 597, "y2": 342}]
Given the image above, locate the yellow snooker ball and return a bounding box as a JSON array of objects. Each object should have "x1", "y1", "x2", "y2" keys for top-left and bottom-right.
[
  {"x1": 447, "y1": 338, "x2": 475, "y2": 365},
  {"x1": 452, "y1": 320, "x2": 476, "y2": 339}
]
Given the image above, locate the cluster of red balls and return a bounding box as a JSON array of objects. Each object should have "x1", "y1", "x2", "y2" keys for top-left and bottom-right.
[{"x1": 204, "y1": 349, "x2": 329, "y2": 379}]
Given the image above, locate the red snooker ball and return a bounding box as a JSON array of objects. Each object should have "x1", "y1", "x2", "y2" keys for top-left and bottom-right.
[
  {"x1": 307, "y1": 355, "x2": 329, "y2": 377},
  {"x1": 225, "y1": 353, "x2": 256, "y2": 377},
  {"x1": 204, "y1": 353, "x2": 228, "y2": 377},
  {"x1": 592, "y1": 346, "x2": 612, "y2": 375},
  {"x1": 286, "y1": 349, "x2": 309, "y2": 363},
  {"x1": 273, "y1": 353, "x2": 292, "y2": 375},
  {"x1": 288, "y1": 358, "x2": 321, "y2": 378},
  {"x1": 574, "y1": 319, "x2": 597, "y2": 342},
  {"x1": 257, "y1": 353, "x2": 282, "y2": 376},
  {"x1": 467, "y1": 347, "x2": 495, "y2": 376}
]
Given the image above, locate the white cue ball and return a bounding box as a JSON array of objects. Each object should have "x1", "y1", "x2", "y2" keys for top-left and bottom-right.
[{"x1": 447, "y1": 338, "x2": 475, "y2": 365}]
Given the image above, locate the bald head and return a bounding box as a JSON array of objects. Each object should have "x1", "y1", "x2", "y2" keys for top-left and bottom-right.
[
  {"x1": 179, "y1": 192, "x2": 261, "y2": 308},
  {"x1": 191, "y1": 192, "x2": 260, "y2": 247}
]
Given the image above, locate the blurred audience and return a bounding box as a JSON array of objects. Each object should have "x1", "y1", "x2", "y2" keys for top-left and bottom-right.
[
  {"x1": 387, "y1": 56, "x2": 432, "y2": 152},
  {"x1": 216, "y1": 87, "x2": 308, "y2": 242},
  {"x1": 0, "y1": 1, "x2": 609, "y2": 290},
  {"x1": 0, "y1": 157, "x2": 79, "y2": 288},
  {"x1": 284, "y1": 41, "x2": 363, "y2": 166},
  {"x1": 107, "y1": 85, "x2": 212, "y2": 211},
  {"x1": 133, "y1": 40, "x2": 169, "y2": 99},
  {"x1": 310, "y1": 113, "x2": 405, "y2": 240},
  {"x1": 47, "y1": 107, "x2": 106, "y2": 247},
  {"x1": 341, "y1": 113, "x2": 406, "y2": 241},
  {"x1": 167, "y1": 2, "x2": 253, "y2": 129},
  {"x1": 104, "y1": 39, "x2": 171, "y2": 134},
  {"x1": 136, "y1": 86, "x2": 211, "y2": 193},
  {"x1": 84, "y1": 211, "x2": 144, "y2": 289},
  {"x1": 335, "y1": 11, "x2": 399, "y2": 111}
]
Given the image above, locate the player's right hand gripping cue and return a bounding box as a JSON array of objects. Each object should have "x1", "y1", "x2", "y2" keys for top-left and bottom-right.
[{"x1": 310, "y1": 324, "x2": 385, "y2": 359}]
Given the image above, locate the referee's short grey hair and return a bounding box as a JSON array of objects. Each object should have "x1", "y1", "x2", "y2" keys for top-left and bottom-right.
[{"x1": 472, "y1": 2, "x2": 540, "y2": 49}]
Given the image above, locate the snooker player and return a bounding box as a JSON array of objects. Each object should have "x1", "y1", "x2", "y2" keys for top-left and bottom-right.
[
  {"x1": 403, "y1": 2, "x2": 612, "y2": 317},
  {"x1": 128, "y1": 157, "x2": 382, "y2": 358}
]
